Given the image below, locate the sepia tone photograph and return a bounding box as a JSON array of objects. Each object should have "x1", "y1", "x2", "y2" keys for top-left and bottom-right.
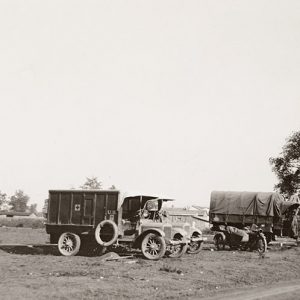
[{"x1": 0, "y1": 1, "x2": 300, "y2": 299}]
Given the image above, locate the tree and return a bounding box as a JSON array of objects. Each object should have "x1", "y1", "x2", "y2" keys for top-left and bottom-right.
[
  {"x1": 80, "y1": 177, "x2": 102, "y2": 190},
  {"x1": 0, "y1": 191, "x2": 8, "y2": 210},
  {"x1": 269, "y1": 131, "x2": 300, "y2": 198},
  {"x1": 29, "y1": 203, "x2": 38, "y2": 214},
  {"x1": 9, "y1": 190, "x2": 30, "y2": 212},
  {"x1": 109, "y1": 185, "x2": 117, "y2": 190}
]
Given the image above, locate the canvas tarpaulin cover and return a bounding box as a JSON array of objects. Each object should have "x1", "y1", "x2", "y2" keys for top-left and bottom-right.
[{"x1": 209, "y1": 191, "x2": 284, "y2": 224}]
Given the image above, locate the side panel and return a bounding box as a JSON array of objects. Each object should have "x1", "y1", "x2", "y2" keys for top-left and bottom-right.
[
  {"x1": 82, "y1": 193, "x2": 94, "y2": 225},
  {"x1": 107, "y1": 193, "x2": 118, "y2": 224},
  {"x1": 95, "y1": 194, "x2": 106, "y2": 225},
  {"x1": 48, "y1": 192, "x2": 59, "y2": 224},
  {"x1": 59, "y1": 193, "x2": 71, "y2": 224},
  {"x1": 71, "y1": 193, "x2": 83, "y2": 224}
]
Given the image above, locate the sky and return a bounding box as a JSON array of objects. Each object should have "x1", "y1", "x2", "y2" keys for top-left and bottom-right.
[{"x1": 0, "y1": 1, "x2": 299, "y2": 210}]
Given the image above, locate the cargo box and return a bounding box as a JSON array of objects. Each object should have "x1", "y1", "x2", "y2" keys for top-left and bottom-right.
[{"x1": 46, "y1": 190, "x2": 120, "y2": 238}]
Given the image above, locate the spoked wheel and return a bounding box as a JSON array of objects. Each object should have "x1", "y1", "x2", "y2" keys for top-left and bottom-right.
[
  {"x1": 256, "y1": 233, "x2": 267, "y2": 254},
  {"x1": 214, "y1": 234, "x2": 226, "y2": 251},
  {"x1": 141, "y1": 233, "x2": 166, "y2": 260},
  {"x1": 166, "y1": 237, "x2": 188, "y2": 258},
  {"x1": 58, "y1": 232, "x2": 81, "y2": 256},
  {"x1": 187, "y1": 234, "x2": 203, "y2": 254}
]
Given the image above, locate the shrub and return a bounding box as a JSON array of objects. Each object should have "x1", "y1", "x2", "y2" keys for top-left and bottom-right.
[{"x1": 0, "y1": 218, "x2": 45, "y2": 229}]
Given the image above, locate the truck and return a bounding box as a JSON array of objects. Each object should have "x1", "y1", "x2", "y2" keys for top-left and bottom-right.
[
  {"x1": 45, "y1": 190, "x2": 204, "y2": 259},
  {"x1": 209, "y1": 191, "x2": 299, "y2": 248}
]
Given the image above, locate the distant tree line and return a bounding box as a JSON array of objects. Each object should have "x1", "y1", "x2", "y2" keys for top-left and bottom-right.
[
  {"x1": 0, "y1": 189, "x2": 37, "y2": 213},
  {"x1": 1, "y1": 177, "x2": 115, "y2": 213}
]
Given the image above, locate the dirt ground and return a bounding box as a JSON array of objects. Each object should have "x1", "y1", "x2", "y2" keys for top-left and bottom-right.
[{"x1": 0, "y1": 227, "x2": 300, "y2": 300}]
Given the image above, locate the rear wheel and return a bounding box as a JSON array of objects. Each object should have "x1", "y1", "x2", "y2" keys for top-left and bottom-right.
[
  {"x1": 58, "y1": 232, "x2": 81, "y2": 256},
  {"x1": 141, "y1": 233, "x2": 166, "y2": 260}
]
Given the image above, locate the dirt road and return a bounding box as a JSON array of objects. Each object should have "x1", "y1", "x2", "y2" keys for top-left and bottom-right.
[{"x1": 205, "y1": 280, "x2": 300, "y2": 300}]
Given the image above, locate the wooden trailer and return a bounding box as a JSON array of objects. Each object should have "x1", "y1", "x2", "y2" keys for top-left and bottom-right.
[{"x1": 46, "y1": 190, "x2": 120, "y2": 246}]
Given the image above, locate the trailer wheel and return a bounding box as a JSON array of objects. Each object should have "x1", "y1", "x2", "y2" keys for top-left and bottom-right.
[
  {"x1": 58, "y1": 232, "x2": 81, "y2": 256},
  {"x1": 214, "y1": 234, "x2": 226, "y2": 250},
  {"x1": 95, "y1": 220, "x2": 118, "y2": 247},
  {"x1": 256, "y1": 233, "x2": 267, "y2": 253}
]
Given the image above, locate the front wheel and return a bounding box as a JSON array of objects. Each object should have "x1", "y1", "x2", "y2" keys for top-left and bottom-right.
[
  {"x1": 58, "y1": 232, "x2": 81, "y2": 256},
  {"x1": 141, "y1": 233, "x2": 166, "y2": 260}
]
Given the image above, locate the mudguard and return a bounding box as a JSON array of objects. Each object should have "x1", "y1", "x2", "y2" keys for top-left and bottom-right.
[
  {"x1": 141, "y1": 228, "x2": 166, "y2": 238},
  {"x1": 191, "y1": 228, "x2": 202, "y2": 237},
  {"x1": 172, "y1": 228, "x2": 188, "y2": 243}
]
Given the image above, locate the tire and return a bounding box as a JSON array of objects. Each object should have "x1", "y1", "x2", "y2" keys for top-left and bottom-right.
[
  {"x1": 141, "y1": 233, "x2": 166, "y2": 260},
  {"x1": 256, "y1": 233, "x2": 267, "y2": 253},
  {"x1": 167, "y1": 236, "x2": 188, "y2": 258},
  {"x1": 95, "y1": 220, "x2": 118, "y2": 247},
  {"x1": 187, "y1": 234, "x2": 203, "y2": 254},
  {"x1": 214, "y1": 234, "x2": 225, "y2": 251},
  {"x1": 58, "y1": 232, "x2": 81, "y2": 256}
]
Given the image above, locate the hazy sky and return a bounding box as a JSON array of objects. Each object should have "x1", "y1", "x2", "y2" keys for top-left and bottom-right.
[{"x1": 0, "y1": 1, "x2": 299, "y2": 210}]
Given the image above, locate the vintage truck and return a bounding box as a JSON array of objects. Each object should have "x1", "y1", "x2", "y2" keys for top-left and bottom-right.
[
  {"x1": 209, "y1": 191, "x2": 299, "y2": 249},
  {"x1": 45, "y1": 190, "x2": 204, "y2": 259}
]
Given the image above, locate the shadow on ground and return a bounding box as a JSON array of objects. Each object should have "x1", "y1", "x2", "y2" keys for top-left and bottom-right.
[{"x1": 0, "y1": 244, "x2": 59, "y2": 255}]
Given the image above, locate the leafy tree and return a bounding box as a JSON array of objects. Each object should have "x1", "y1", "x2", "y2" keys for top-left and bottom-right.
[
  {"x1": 9, "y1": 190, "x2": 30, "y2": 212},
  {"x1": 269, "y1": 131, "x2": 300, "y2": 198},
  {"x1": 80, "y1": 177, "x2": 102, "y2": 190},
  {"x1": 29, "y1": 203, "x2": 38, "y2": 214},
  {"x1": 109, "y1": 185, "x2": 117, "y2": 190},
  {"x1": 0, "y1": 191, "x2": 8, "y2": 210}
]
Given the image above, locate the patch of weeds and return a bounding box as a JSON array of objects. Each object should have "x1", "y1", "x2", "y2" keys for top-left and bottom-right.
[
  {"x1": 159, "y1": 264, "x2": 183, "y2": 274},
  {"x1": 49, "y1": 271, "x2": 90, "y2": 277},
  {"x1": 136, "y1": 259, "x2": 147, "y2": 265}
]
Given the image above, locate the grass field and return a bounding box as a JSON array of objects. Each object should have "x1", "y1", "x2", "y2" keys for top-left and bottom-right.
[{"x1": 0, "y1": 227, "x2": 299, "y2": 299}]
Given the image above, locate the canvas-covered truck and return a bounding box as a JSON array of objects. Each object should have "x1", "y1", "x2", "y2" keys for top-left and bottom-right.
[
  {"x1": 209, "y1": 191, "x2": 299, "y2": 247},
  {"x1": 45, "y1": 190, "x2": 202, "y2": 259}
]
